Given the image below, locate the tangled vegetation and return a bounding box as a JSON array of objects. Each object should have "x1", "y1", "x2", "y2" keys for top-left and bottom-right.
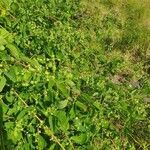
[{"x1": 0, "y1": 0, "x2": 150, "y2": 149}]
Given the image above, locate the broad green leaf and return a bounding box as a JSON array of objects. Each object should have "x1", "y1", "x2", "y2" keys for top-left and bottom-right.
[
  {"x1": 21, "y1": 56, "x2": 41, "y2": 70},
  {"x1": 76, "y1": 101, "x2": 87, "y2": 111},
  {"x1": 23, "y1": 71, "x2": 32, "y2": 82},
  {"x1": 0, "y1": 76, "x2": 6, "y2": 92},
  {"x1": 0, "y1": 28, "x2": 10, "y2": 38},
  {"x1": 67, "y1": 80, "x2": 75, "y2": 87},
  {"x1": 6, "y1": 43, "x2": 20, "y2": 59},
  {"x1": 48, "y1": 78, "x2": 55, "y2": 88},
  {"x1": 4, "y1": 122, "x2": 14, "y2": 129},
  {"x1": 48, "y1": 115, "x2": 56, "y2": 132},
  {"x1": 16, "y1": 109, "x2": 27, "y2": 121},
  {"x1": 56, "y1": 82, "x2": 69, "y2": 97},
  {"x1": 22, "y1": 143, "x2": 30, "y2": 150},
  {"x1": 10, "y1": 2, "x2": 19, "y2": 12},
  {"x1": 20, "y1": 56, "x2": 31, "y2": 63},
  {"x1": 30, "y1": 58, "x2": 41, "y2": 70},
  {"x1": 0, "y1": 9, "x2": 6, "y2": 16},
  {"x1": 71, "y1": 133, "x2": 87, "y2": 145},
  {"x1": 37, "y1": 134, "x2": 47, "y2": 149},
  {"x1": 0, "y1": 50, "x2": 10, "y2": 60},
  {"x1": 10, "y1": 129, "x2": 22, "y2": 143},
  {"x1": 56, "y1": 111, "x2": 69, "y2": 131},
  {"x1": 58, "y1": 99, "x2": 68, "y2": 109},
  {"x1": 69, "y1": 106, "x2": 76, "y2": 119},
  {"x1": 4, "y1": 65, "x2": 22, "y2": 82},
  {"x1": 27, "y1": 134, "x2": 33, "y2": 146},
  {"x1": 93, "y1": 101, "x2": 103, "y2": 111},
  {"x1": 29, "y1": 125, "x2": 36, "y2": 133},
  {"x1": 0, "y1": 45, "x2": 5, "y2": 51},
  {"x1": 4, "y1": 67, "x2": 16, "y2": 82},
  {"x1": 6, "y1": 93, "x2": 14, "y2": 103},
  {"x1": 7, "y1": 108, "x2": 17, "y2": 116},
  {"x1": 48, "y1": 144, "x2": 56, "y2": 150},
  {"x1": 56, "y1": 51, "x2": 64, "y2": 60},
  {"x1": 0, "y1": 36, "x2": 7, "y2": 46}
]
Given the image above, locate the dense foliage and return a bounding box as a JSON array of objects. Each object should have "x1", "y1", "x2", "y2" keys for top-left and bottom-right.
[{"x1": 0, "y1": 0, "x2": 150, "y2": 149}]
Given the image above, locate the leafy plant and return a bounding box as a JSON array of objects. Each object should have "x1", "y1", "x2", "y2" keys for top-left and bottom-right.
[{"x1": 0, "y1": 0, "x2": 150, "y2": 149}]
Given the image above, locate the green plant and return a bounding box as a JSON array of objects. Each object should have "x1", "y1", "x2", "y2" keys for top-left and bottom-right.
[{"x1": 0, "y1": 0, "x2": 149, "y2": 149}]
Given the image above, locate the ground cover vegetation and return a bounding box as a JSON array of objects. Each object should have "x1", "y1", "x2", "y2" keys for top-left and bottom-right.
[{"x1": 0, "y1": 0, "x2": 150, "y2": 149}]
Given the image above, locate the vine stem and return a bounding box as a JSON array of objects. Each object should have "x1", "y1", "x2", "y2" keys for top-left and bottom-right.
[{"x1": 14, "y1": 91, "x2": 65, "y2": 150}]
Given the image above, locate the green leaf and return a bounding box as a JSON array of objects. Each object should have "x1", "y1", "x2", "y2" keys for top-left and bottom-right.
[
  {"x1": 58, "y1": 99, "x2": 68, "y2": 109},
  {"x1": 20, "y1": 56, "x2": 31, "y2": 63},
  {"x1": 27, "y1": 134, "x2": 33, "y2": 146},
  {"x1": 0, "y1": 76, "x2": 6, "y2": 92},
  {"x1": 48, "y1": 115, "x2": 57, "y2": 132},
  {"x1": 4, "y1": 122, "x2": 14, "y2": 129},
  {"x1": 6, "y1": 93, "x2": 14, "y2": 103},
  {"x1": 30, "y1": 58, "x2": 41, "y2": 70},
  {"x1": 23, "y1": 71, "x2": 32, "y2": 82},
  {"x1": 48, "y1": 144, "x2": 56, "y2": 150},
  {"x1": 16, "y1": 109, "x2": 27, "y2": 121},
  {"x1": 71, "y1": 133, "x2": 87, "y2": 145},
  {"x1": 37, "y1": 134, "x2": 47, "y2": 149},
  {"x1": 10, "y1": 129, "x2": 22, "y2": 143},
  {"x1": 0, "y1": 36, "x2": 7, "y2": 46},
  {"x1": 56, "y1": 82, "x2": 69, "y2": 98},
  {"x1": 0, "y1": 45, "x2": 5, "y2": 51},
  {"x1": 48, "y1": 78, "x2": 55, "y2": 88},
  {"x1": 0, "y1": 28, "x2": 10, "y2": 39},
  {"x1": 10, "y1": 2, "x2": 19, "y2": 12},
  {"x1": 75, "y1": 101, "x2": 87, "y2": 111},
  {"x1": 4, "y1": 67, "x2": 16, "y2": 82},
  {"x1": 56, "y1": 111, "x2": 69, "y2": 131},
  {"x1": 93, "y1": 101, "x2": 103, "y2": 110},
  {"x1": 6, "y1": 43, "x2": 20, "y2": 59},
  {"x1": 22, "y1": 143, "x2": 30, "y2": 150},
  {"x1": 69, "y1": 106, "x2": 76, "y2": 119},
  {"x1": 29, "y1": 125, "x2": 36, "y2": 133}
]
